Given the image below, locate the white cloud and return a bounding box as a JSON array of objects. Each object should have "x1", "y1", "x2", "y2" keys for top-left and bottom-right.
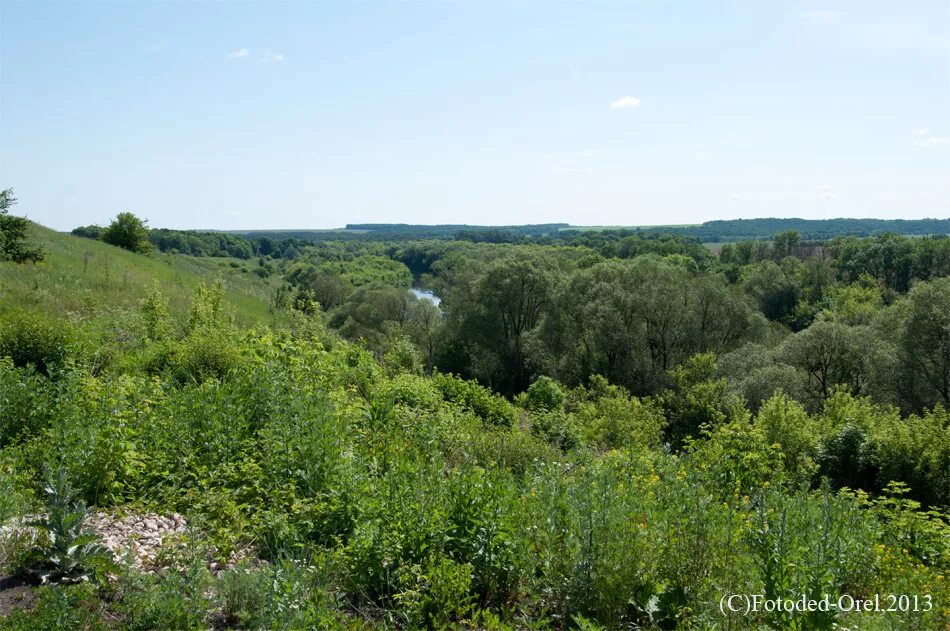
[
  {"x1": 228, "y1": 48, "x2": 250, "y2": 59},
  {"x1": 916, "y1": 136, "x2": 950, "y2": 148},
  {"x1": 261, "y1": 50, "x2": 286, "y2": 63},
  {"x1": 911, "y1": 128, "x2": 950, "y2": 147},
  {"x1": 610, "y1": 96, "x2": 641, "y2": 109}
]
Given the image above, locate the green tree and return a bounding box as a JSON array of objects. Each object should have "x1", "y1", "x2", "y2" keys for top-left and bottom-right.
[
  {"x1": 442, "y1": 249, "x2": 556, "y2": 394},
  {"x1": 779, "y1": 321, "x2": 874, "y2": 405},
  {"x1": 0, "y1": 188, "x2": 44, "y2": 263},
  {"x1": 101, "y1": 211, "x2": 151, "y2": 254},
  {"x1": 742, "y1": 260, "x2": 800, "y2": 323},
  {"x1": 896, "y1": 278, "x2": 950, "y2": 409}
]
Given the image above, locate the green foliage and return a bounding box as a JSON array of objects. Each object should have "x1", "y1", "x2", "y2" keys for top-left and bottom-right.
[
  {"x1": 432, "y1": 372, "x2": 518, "y2": 427},
  {"x1": 522, "y1": 375, "x2": 566, "y2": 412},
  {"x1": 688, "y1": 414, "x2": 785, "y2": 498},
  {"x1": 393, "y1": 556, "x2": 474, "y2": 628},
  {"x1": 139, "y1": 283, "x2": 172, "y2": 341},
  {"x1": 0, "y1": 357, "x2": 56, "y2": 446},
  {"x1": 662, "y1": 353, "x2": 735, "y2": 446},
  {"x1": 0, "y1": 310, "x2": 77, "y2": 377},
  {"x1": 0, "y1": 189, "x2": 44, "y2": 263},
  {"x1": 570, "y1": 376, "x2": 666, "y2": 451},
  {"x1": 19, "y1": 468, "x2": 115, "y2": 585},
  {"x1": 215, "y1": 559, "x2": 346, "y2": 629},
  {"x1": 894, "y1": 277, "x2": 950, "y2": 409},
  {"x1": 754, "y1": 393, "x2": 819, "y2": 484},
  {"x1": 2, "y1": 228, "x2": 950, "y2": 629},
  {"x1": 118, "y1": 559, "x2": 213, "y2": 630},
  {"x1": 531, "y1": 409, "x2": 581, "y2": 451},
  {"x1": 0, "y1": 583, "x2": 107, "y2": 630},
  {"x1": 101, "y1": 211, "x2": 151, "y2": 254}
]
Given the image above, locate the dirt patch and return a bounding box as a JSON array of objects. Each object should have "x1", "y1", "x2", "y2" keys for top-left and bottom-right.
[{"x1": 0, "y1": 574, "x2": 36, "y2": 617}]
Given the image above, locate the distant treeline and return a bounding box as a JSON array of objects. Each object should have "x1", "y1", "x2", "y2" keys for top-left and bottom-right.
[
  {"x1": 642, "y1": 217, "x2": 950, "y2": 242},
  {"x1": 73, "y1": 225, "x2": 309, "y2": 260},
  {"x1": 234, "y1": 218, "x2": 949, "y2": 244},
  {"x1": 236, "y1": 223, "x2": 571, "y2": 242}
]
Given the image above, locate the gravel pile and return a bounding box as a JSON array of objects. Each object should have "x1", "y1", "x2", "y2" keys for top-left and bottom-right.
[
  {"x1": 85, "y1": 511, "x2": 188, "y2": 571},
  {"x1": 3, "y1": 510, "x2": 253, "y2": 576}
]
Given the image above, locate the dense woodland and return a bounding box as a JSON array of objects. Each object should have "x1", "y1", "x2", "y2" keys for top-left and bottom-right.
[
  {"x1": 1, "y1": 205, "x2": 949, "y2": 629},
  {"x1": 226, "y1": 217, "x2": 950, "y2": 243}
]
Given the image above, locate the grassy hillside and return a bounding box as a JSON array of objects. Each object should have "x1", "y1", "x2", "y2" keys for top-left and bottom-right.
[{"x1": 0, "y1": 223, "x2": 279, "y2": 327}]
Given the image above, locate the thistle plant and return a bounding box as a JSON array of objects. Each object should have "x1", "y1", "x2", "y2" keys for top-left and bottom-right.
[{"x1": 20, "y1": 467, "x2": 115, "y2": 584}]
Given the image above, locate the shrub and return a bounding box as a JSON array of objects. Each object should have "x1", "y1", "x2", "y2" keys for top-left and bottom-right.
[
  {"x1": 523, "y1": 375, "x2": 566, "y2": 412},
  {"x1": 393, "y1": 556, "x2": 474, "y2": 628},
  {"x1": 817, "y1": 423, "x2": 878, "y2": 492},
  {"x1": 118, "y1": 559, "x2": 213, "y2": 630},
  {"x1": 531, "y1": 409, "x2": 581, "y2": 451},
  {"x1": 169, "y1": 333, "x2": 243, "y2": 384},
  {"x1": 433, "y1": 372, "x2": 518, "y2": 427},
  {"x1": 0, "y1": 357, "x2": 55, "y2": 446},
  {"x1": 570, "y1": 378, "x2": 666, "y2": 451},
  {"x1": 754, "y1": 393, "x2": 819, "y2": 485},
  {"x1": 0, "y1": 311, "x2": 77, "y2": 376},
  {"x1": 101, "y1": 212, "x2": 151, "y2": 254}
]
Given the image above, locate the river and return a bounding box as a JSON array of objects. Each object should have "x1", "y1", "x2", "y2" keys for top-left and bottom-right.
[{"x1": 409, "y1": 288, "x2": 441, "y2": 307}]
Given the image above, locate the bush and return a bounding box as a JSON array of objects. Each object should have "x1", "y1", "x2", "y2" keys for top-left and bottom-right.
[
  {"x1": 0, "y1": 311, "x2": 77, "y2": 376},
  {"x1": 522, "y1": 375, "x2": 566, "y2": 412},
  {"x1": 118, "y1": 560, "x2": 213, "y2": 630},
  {"x1": 531, "y1": 409, "x2": 581, "y2": 451},
  {"x1": 169, "y1": 333, "x2": 243, "y2": 384},
  {"x1": 433, "y1": 372, "x2": 518, "y2": 427},
  {"x1": 101, "y1": 212, "x2": 151, "y2": 254},
  {"x1": 0, "y1": 358, "x2": 55, "y2": 446}
]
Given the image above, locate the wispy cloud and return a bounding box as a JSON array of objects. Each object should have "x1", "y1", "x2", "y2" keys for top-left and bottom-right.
[
  {"x1": 228, "y1": 48, "x2": 250, "y2": 59},
  {"x1": 912, "y1": 128, "x2": 950, "y2": 148},
  {"x1": 917, "y1": 136, "x2": 950, "y2": 148},
  {"x1": 261, "y1": 50, "x2": 286, "y2": 63},
  {"x1": 610, "y1": 96, "x2": 641, "y2": 109}
]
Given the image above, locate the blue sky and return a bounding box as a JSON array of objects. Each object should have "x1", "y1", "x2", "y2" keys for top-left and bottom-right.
[{"x1": 1, "y1": 1, "x2": 948, "y2": 230}]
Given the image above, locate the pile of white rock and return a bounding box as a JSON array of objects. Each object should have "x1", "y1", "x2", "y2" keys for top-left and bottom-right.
[{"x1": 84, "y1": 511, "x2": 188, "y2": 571}]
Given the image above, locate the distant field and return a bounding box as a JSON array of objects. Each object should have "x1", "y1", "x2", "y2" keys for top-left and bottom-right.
[{"x1": 0, "y1": 223, "x2": 280, "y2": 328}]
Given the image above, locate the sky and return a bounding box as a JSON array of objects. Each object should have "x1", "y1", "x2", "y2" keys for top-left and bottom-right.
[{"x1": 1, "y1": 1, "x2": 948, "y2": 231}]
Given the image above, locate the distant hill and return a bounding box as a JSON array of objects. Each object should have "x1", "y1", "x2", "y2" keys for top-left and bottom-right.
[
  {"x1": 231, "y1": 218, "x2": 948, "y2": 243},
  {"x1": 637, "y1": 217, "x2": 950, "y2": 242},
  {"x1": 234, "y1": 223, "x2": 571, "y2": 242},
  {"x1": 0, "y1": 222, "x2": 279, "y2": 327}
]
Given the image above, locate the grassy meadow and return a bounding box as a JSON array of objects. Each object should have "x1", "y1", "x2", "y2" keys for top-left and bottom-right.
[{"x1": 0, "y1": 224, "x2": 279, "y2": 328}]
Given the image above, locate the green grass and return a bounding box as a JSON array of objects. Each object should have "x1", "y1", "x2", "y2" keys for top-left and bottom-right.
[{"x1": 0, "y1": 223, "x2": 280, "y2": 328}]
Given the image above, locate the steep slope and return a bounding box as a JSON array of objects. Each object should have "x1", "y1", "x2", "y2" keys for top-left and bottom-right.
[{"x1": 0, "y1": 222, "x2": 278, "y2": 327}]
